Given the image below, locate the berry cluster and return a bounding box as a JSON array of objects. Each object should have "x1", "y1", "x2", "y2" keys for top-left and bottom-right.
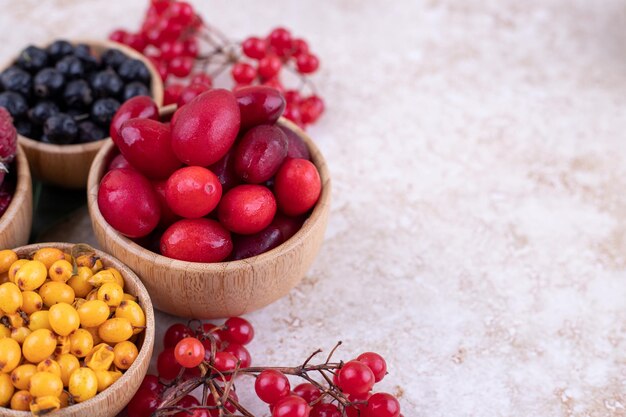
[
  {"x1": 127, "y1": 319, "x2": 402, "y2": 417},
  {"x1": 0, "y1": 41, "x2": 152, "y2": 144},
  {"x1": 0, "y1": 108, "x2": 17, "y2": 217},
  {"x1": 109, "y1": 0, "x2": 324, "y2": 130}
]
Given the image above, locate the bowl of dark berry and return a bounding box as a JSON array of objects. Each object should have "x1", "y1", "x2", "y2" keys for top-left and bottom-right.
[
  {"x1": 0, "y1": 39, "x2": 163, "y2": 189},
  {"x1": 87, "y1": 87, "x2": 330, "y2": 318},
  {"x1": 0, "y1": 108, "x2": 32, "y2": 249}
]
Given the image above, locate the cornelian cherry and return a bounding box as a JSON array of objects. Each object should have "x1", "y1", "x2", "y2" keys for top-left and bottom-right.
[
  {"x1": 218, "y1": 185, "x2": 276, "y2": 235},
  {"x1": 177, "y1": 83, "x2": 211, "y2": 107},
  {"x1": 208, "y1": 149, "x2": 240, "y2": 192},
  {"x1": 274, "y1": 159, "x2": 321, "y2": 216},
  {"x1": 279, "y1": 126, "x2": 310, "y2": 160},
  {"x1": 235, "y1": 86, "x2": 286, "y2": 130},
  {"x1": 234, "y1": 125, "x2": 288, "y2": 184},
  {"x1": 110, "y1": 96, "x2": 159, "y2": 145},
  {"x1": 107, "y1": 153, "x2": 132, "y2": 171},
  {"x1": 152, "y1": 180, "x2": 180, "y2": 228},
  {"x1": 160, "y1": 219, "x2": 232, "y2": 263},
  {"x1": 165, "y1": 166, "x2": 222, "y2": 218}
]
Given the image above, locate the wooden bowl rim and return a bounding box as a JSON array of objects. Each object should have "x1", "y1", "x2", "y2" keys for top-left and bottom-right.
[
  {"x1": 16, "y1": 39, "x2": 164, "y2": 154},
  {"x1": 2, "y1": 242, "x2": 155, "y2": 417},
  {"x1": 0, "y1": 145, "x2": 31, "y2": 235},
  {"x1": 87, "y1": 110, "x2": 331, "y2": 272}
]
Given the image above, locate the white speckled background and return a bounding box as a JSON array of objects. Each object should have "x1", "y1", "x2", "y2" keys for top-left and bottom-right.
[{"x1": 4, "y1": 0, "x2": 626, "y2": 415}]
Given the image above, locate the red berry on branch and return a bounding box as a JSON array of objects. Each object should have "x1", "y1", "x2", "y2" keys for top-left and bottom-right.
[
  {"x1": 177, "y1": 83, "x2": 211, "y2": 107},
  {"x1": 224, "y1": 316, "x2": 255, "y2": 345},
  {"x1": 293, "y1": 383, "x2": 321, "y2": 404},
  {"x1": 258, "y1": 55, "x2": 282, "y2": 79},
  {"x1": 283, "y1": 90, "x2": 301, "y2": 105},
  {"x1": 174, "y1": 337, "x2": 205, "y2": 368},
  {"x1": 268, "y1": 27, "x2": 292, "y2": 52},
  {"x1": 126, "y1": 389, "x2": 160, "y2": 417},
  {"x1": 157, "y1": 347, "x2": 183, "y2": 380},
  {"x1": 366, "y1": 393, "x2": 401, "y2": 417},
  {"x1": 222, "y1": 343, "x2": 252, "y2": 368},
  {"x1": 272, "y1": 395, "x2": 310, "y2": 417},
  {"x1": 173, "y1": 395, "x2": 200, "y2": 417},
  {"x1": 299, "y1": 95, "x2": 324, "y2": 124},
  {"x1": 311, "y1": 403, "x2": 341, "y2": 417},
  {"x1": 164, "y1": 83, "x2": 185, "y2": 105},
  {"x1": 169, "y1": 56, "x2": 194, "y2": 77},
  {"x1": 138, "y1": 374, "x2": 164, "y2": 395},
  {"x1": 164, "y1": 323, "x2": 194, "y2": 348},
  {"x1": 357, "y1": 352, "x2": 387, "y2": 382},
  {"x1": 255, "y1": 369, "x2": 290, "y2": 404},
  {"x1": 292, "y1": 38, "x2": 309, "y2": 56},
  {"x1": 182, "y1": 38, "x2": 199, "y2": 58},
  {"x1": 242, "y1": 36, "x2": 268, "y2": 59},
  {"x1": 231, "y1": 62, "x2": 257, "y2": 85},
  {"x1": 166, "y1": 1, "x2": 195, "y2": 26},
  {"x1": 283, "y1": 104, "x2": 302, "y2": 126},
  {"x1": 149, "y1": 0, "x2": 170, "y2": 16},
  {"x1": 213, "y1": 351, "x2": 238, "y2": 380},
  {"x1": 160, "y1": 40, "x2": 186, "y2": 61},
  {"x1": 190, "y1": 72, "x2": 212, "y2": 87},
  {"x1": 336, "y1": 360, "x2": 375, "y2": 396},
  {"x1": 123, "y1": 32, "x2": 147, "y2": 52},
  {"x1": 109, "y1": 29, "x2": 128, "y2": 43},
  {"x1": 296, "y1": 53, "x2": 319, "y2": 74}
]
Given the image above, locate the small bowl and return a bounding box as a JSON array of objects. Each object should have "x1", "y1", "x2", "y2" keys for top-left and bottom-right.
[
  {"x1": 87, "y1": 109, "x2": 331, "y2": 318},
  {"x1": 14, "y1": 40, "x2": 164, "y2": 189},
  {"x1": 3, "y1": 242, "x2": 155, "y2": 417},
  {"x1": 0, "y1": 145, "x2": 32, "y2": 248}
]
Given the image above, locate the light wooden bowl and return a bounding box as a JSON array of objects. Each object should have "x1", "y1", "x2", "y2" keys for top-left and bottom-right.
[
  {"x1": 0, "y1": 145, "x2": 32, "y2": 248},
  {"x1": 87, "y1": 109, "x2": 331, "y2": 318},
  {"x1": 14, "y1": 40, "x2": 164, "y2": 189},
  {"x1": 2, "y1": 242, "x2": 155, "y2": 417}
]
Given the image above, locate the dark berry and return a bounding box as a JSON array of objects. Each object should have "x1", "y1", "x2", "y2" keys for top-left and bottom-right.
[
  {"x1": 0, "y1": 92, "x2": 28, "y2": 118},
  {"x1": 122, "y1": 82, "x2": 150, "y2": 101},
  {"x1": 78, "y1": 120, "x2": 106, "y2": 143},
  {"x1": 90, "y1": 69, "x2": 123, "y2": 98},
  {"x1": 66, "y1": 108, "x2": 85, "y2": 118},
  {"x1": 0, "y1": 66, "x2": 32, "y2": 97},
  {"x1": 73, "y1": 44, "x2": 99, "y2": 72},
  {"x1": 43, "y1": 113, "x2": 78, "y2": 144},
  {"x1": 46, "y1": 40, "x2": 74, "y2": 62},
  {"x1": 117, "y1": 59, "x2": 150, "y2": 84},
  {"x1": 55, "y1": 56, "x2": 85, "y2": 79},
  {"x1": 63, "y1": 80, "x2": 93, "y2": 109},
  {"x1": 101, "y1": 49, "x2": 128, "y2": 70},
  {"x1": 16, "y1": 45, "x2": 49, "y2": 73},
  {"x1": 28, "y1": 101, "x2": 60, "y2": 125},
  {"x1": 33, "y1": 68, "x2": 65, "y2": 98},
  {"x1": 91, "y1": 98, "x2": 120, "y2": 126},
  {"x1": 14, "y1": 118, "x2": 38, "y2": 138}
]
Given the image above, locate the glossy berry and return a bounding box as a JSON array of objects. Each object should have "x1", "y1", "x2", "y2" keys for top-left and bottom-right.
[
  {"x1": 242, "y1": 37, "x2": 267, "y2": 59},
  {"x1": 77, "y1": 121, "x2": 106, "y2": 143},
  {"x1": 337, "y1": 360, "x2": 375, "y2": 396},
  {"x1": 98, "y1": 168, "x2": 161, "y2": 237},
  {"x1": 28, "y1": 101, "x2": 59, "y2": 125},
  {"x1": 33, "y1": 68, "x2": 65, "y2": 98},
  {"x1": 0, "y1": 66, "x2": 32, "y2": 96},
  {"x1": 168, "y1": 56, "x2": 193, "y2": 77},
  {"x1": 108, "y1": 153, "x2": 131, "y2": 171},
  {"x1": 164, "y1": 83, "x2": 184, "y2": 105},
  {"x1": 255, "y1": 369, "x2": 290, "y2": 404},
  {"x1": 310, "y1": 403, "x2": 341, "y2": 417},
  {"x1": 165, "y1": 166, "x2": 222, "y2": 218},
  {"x1": 55, "y1": 56, "x2": 84, "y2": 79},
  {"x1": 292, "y1": 39, "x2": 309, "y2": 56},
  {"x1": 43, "y1": 113, "x2": 78, "y2": 144},
  {"x1": 208, "y1": 149, "x2": 240, "y2": 192},
  {"x1": 126, "y1": 389, "x2": 160, "y2": 417},
  {"x1": 231, "y1": 62, "x2": 257, "y2": 85},
  {"x1": 280, "y1": 126, "x2": 310, "y2": 160},
  {"x1": 174, "y1": 337, "x2": 205, "y2": 368},
  {"x1": 231, "y1": 224, "x2": 283, "y2": 260},
  {"x1": 223, "y1": 343, "x2": 252, "y2": 368},
  {"x1": 234, "y1": 125, "x2": 288, "y2": 184},
  {"x1": 46, "y1": 40, "x2": 74, "y2": 61},
  {"x1": 118, "y1": 59, "x2": 151, "y2": 84},
  {"x1": 357, "y1": 352, "x2": 387, "y2": 382},
  {"x1": 272, "y1": 395, "x2": 310, "y2": 417},
  {"x1": 123, "y1": 82, "x2": 150, "y2": 101},
  {"x1": 173, "y1": 395, "x2": 202, "y2": 417},
  {"x1": 0, "y1": 108, "x2": 17, "y2": 162},
  {"x1": 73, "y1": 44, "x2": 99, "y2": 72},
  {"x1": 157, "y1": 347, "x2": 182, "y2": 380},
  {"x1": 199, "y1": 323, "x2": 226, "y2": 350},
  {"x1": 235, "y1": 86, "x2": 286, "y2": 130},
  {"x1": 274, "y1": 159, "x2": 321, "y2": 216},
  {"x1": 299, "y1": 96, "x2": 324, "y2": 124},
  {"x1": 218, "y1": 185, "x2": 277, "y2": 235},
  {"x1": 16, "y1": 46, "x2": 49, "y2": 73},
  {"x1": 224, "y1": 316, "x2": 255, "y2": 345},
  {"x1": 296, "y1": 53, "x2": 319, "y2": 74},
  {"x1": 366, "y1": 393, "x2": 401, "y2": 417},
  {"x1": 206, "y1": 389, "x2": 239, "y2": 416},
  {"x1": 258, "y1": 55, "x2": 281, "y2": 79},
  {"x1": 268, "y1": 27, "x2": 292, "y2": 53},
  {"x1": 63, "y1": 79, "x2": 93, "y2": 109},
  {"x1": 183, "y1": 39, "x2": 200, "y2": 58},
  {"x1": 101, "y1": 49, "x2": 128, "y2": 70},
  {"x1": 293, "y1": 383, "x2": 321, "y2": 404},
  {"x1": 212, "y1": 351, "x2": 238, "y2": 380},
  {"x1": 152, "y1": 180, "x2": 180, "y2": 228},
  {"x1": 160, "y1": 219, "x2": 232, "y2": 262},
  {"x1": 91, "y1": 98, "x2": 121, "y2": 127},
  {"x1": 110, "y1": 95, "x2": 159, "y2": 145},
  {"x1": 164, "y1": 323, "x2": 194, "y2": 348},
  {"x1": 90, "y1": 69, "x2": 124, "y2": 98},
  {"x1": 159, "y1": 40, "x2": 185, "y2": 61},
  {"x1": 282, "y1": 105, "x2": 302, "y2": 126},
  {"x1": 0, "y1": 92, "x2": 28, "y2": 118},
  {"x1": 189, "y1": 72, "x2": 212, "y2": 87},
  {"x1": 177, "y1": 83, "x2": 210, "y2": 107},
  {"x1": 345, "y1": 393, "x2": 370, "y2": 417}
]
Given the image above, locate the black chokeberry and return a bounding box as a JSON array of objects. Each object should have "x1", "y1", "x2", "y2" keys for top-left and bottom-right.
[
  {"x1": 91, "y1": 98, "x2": 120, "y2": 126},
  {"x1": 14, "y1": 118, "x2": 39, "y2": 138},
  {"x1": 33, "y1": 68, "x2": 65, "y2": 99},
  {"x1": 55, "y1": 56, "x2": 85, "y2": 79},
  {"x1": 64, "y1": 80, "x2": 93, "y2": 109},
  {"x1": 0, "y1": 66, "x2": 32, "y2": 97},
  {"x1": 123, "y1": 82, "x2": 150, "y2": 101},
  {"x1": 117, "y1": 59, "x2": 150, "y2": 84},
  {"x1": 101, "y1": 49, "x2": 128, "y2": 70},
  {"x1": 16, "y1": 45, "x2": 49, "y2": 73},
  {"x1": 0, "y1": 92, "x2": 28, "y2": 118},
  {"x1": 28, "y1": 101, "x2": 60, "y2": 125},
  {"x1": 46, "y1": 40, "x2": 74, "y2": 62},
  {"x1": 78, "y1": 120, "x2": 106, "y2": 143},
  {"x1": 90, "y1": 69, "x2": 124, "y2": 98},
  {"x1": 73, "y1": 44, "x2": 99, "y2": 72},
  {"x1": 44, "y1": 113, "x2": 78, "y2": 144}
]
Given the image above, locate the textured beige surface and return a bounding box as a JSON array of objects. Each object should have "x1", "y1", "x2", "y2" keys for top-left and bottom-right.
[{"x1": 4, "y1": 0, "x2": 626, "y2": 416}]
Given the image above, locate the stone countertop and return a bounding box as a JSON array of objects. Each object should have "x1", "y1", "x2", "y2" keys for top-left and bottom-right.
[{"x1": 3, "y1": 0, "x2": 626, "y2": 415}]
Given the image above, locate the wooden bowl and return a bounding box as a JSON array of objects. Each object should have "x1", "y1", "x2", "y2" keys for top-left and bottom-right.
[
  {"x1": 2, "y1": 242, "x2": 155, "y2": 417},
  {"x1": 0, "y1": 145, "x2": 32, "y2": 248},
  {"x1": 14, "y1": 40, "x2": 164, "y2": 189},
  {"x1": 87, "y1": 111, "x2": 331, "y2": 318}
]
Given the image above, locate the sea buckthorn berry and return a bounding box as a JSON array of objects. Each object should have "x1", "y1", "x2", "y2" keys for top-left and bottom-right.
[
  {"x1": 39, "y1": 281, "x2": 76, "y2": 307},
  {"x1": 82, "y1": 326, "x2": 103, "y2": 345},
  {"x1": 33, "y1": 248, "x2": 65, "y2": 270},
  {"x1": 10, "y1": 390, "x2": 32, "y2": 410},
  {"x1": 0, "y1": 373, "x2": 13, "y2": 407},
  {"x1": 165, "y1": 166, "x2": 222, "y2": 218},
  {"x1": 97, "y1": 282, "x2": 124, "y2": 307},
  {"x1": 56, "y1": 354, "x2": 80, "y2": 387},
  {"x1": 86, "y1": 288, "x2": 99, "y2": 301},
  {"x1": 69, "y1": 367, "x2": 98, "y2": 403},
  {"x1": 85, "y1": 343, "x2": 115, "y2": 371},
  {"x1": 10, "y1": 326, "x2": 31, "y2": 344},
  {"x1": 0, "y1": 250, "x2": 17, "y2": 274},
  {"x1": 337, "y1": 360, "x2": 375, "y2": 396},
  {"x1": 94, "y1": 370, "x2": 122, "y2": 392},
  {"x1": 69, "y1": 328, "x2": 94, "y2": 357},
  {"x1": 10, "y1": 364, "x2": 37, "y2": 391},
  {"x1": 274, "y1": 158, "x2": 322, "y2": 216},
  {"x1": 77, "y1": 299, "x2": 110, "y2": 328},
  {"x1": 357, "y1": 352, "x2": 387, "y2": 382},
  {"x1": 8, "y1": 259, "x2": 28, "y2": 283},
  {"x1": 115, "y1": 300, "x2": 146, "y2": 333},
  {"x1": 48, "y1": 259, "x2": 73, "y2": 282},
  {"x1": 28, "y1": 310, "x2": 52, "y2": 331},
  {"x1": 6, "y1": 312, "x2": 24, "y2": 328},
  {"x1": 0, "y1": 325, "x2": 9, "y2": 338},
  {"x1": 75, "y1": 253, "x2": 99, "y2": 270},
  {"x1": 99, "y1": 318, "x2": 133, "y2": 343},
  {"x1": 106, "y1": 268, "x2": 124, "y2": 288},
  {"x1": 15, "y1": 260, "x2": 47, "y2": 291},
  {"x1": 29, "y1": 371, "x2": 63, "y2": 398},
  {"x1": 21, "y1": 291, "x2": 43, "y2": 314},
  {"x1": 255, "y1": 369, "x2": 290, "y2": 404},
  {"x1": 123, "y1": 292, "x2": 137, "y2": 302},
  {"x1": 88, "y1": 269, "x2": 118, "y2": 287},
  {"x1": 67, "y1": 266, "x2": 94, "y2": 298},
  {"x1": 0, "y1": 282, "x2": 22, "y2": 314},
  {"x1": 37, "y1": 359, "x2": 62, "y2": 378},
  {"x1": 114, "y1": 341, "x2": 139, "y2": 370},
  {"x1": 48, "y1": 303, "x2": 80, "y2": 336},
  {"x1": 22, "y1": 329, "x2": 57, "y2": 363},
  {"x1": 30, "y1": 395, "x2": 61, "y2": 414},
  {"x1": 0, "y1": 338, "x2": 21, "y2": 372},
  {"x1": 218, "y1": 185, "x2": 277, "y2": 235},
  {"x1": 55, "y1": 335, "x2": 71, "y2": 356}
]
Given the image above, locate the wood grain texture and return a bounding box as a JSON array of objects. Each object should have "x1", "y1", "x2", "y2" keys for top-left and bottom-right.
[
  {"x1": 87, "y1": 111, "x2": 331, "y2": 318},
  {"x1": 0, "y1": 145, "x2": 32, "y2": 249},
  {"x1": 16, "y1": 40, "x2": 164, "y2": 189},
  {"x1": 2, "y1": 242, "x2": 155, "y2": 417}
]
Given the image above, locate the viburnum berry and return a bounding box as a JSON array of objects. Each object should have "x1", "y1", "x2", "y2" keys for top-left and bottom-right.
[
  {"x1": 126, "y1": 389, "x2": 160, "y2": 417},
  {"x1": 174, "y1": 395, "x2": 201, "y2": 417},
  {"x1": 336, "y1": 360, "x2": 375, "y2": 396},
  {"x1": 272, "y1": 395, "x2": 310, "y2": 417},
  {"x1": 242, "y1": 36, "x2": 267, "y2": 59},
  {"x1": 224, "y1": 316, "x2": 255, "y2": 345},
  {"x1": 189, "y1": 72, "x2": 212, "y2": 87},
  {"x1": 157, "y1": 347, "x2": 182, "y2": 380},
  {"x1": 310, "y1": 403, "x2": 341, "y2": 417},
  {"x1": 258, "y1": 55, "x2": 281, "y2": 79},
  {"x1": 296, "y1": 53, "x2": 319, "y2": 74},
  {"x1": 174, "y1": 337, "x2": 205, "y2": 368},
  {"x1": 164, "y1": 83, "x2": 185, "y2": 105},
  {"x1": 164, "y1": 323, "x2": 194, "y2": 348},
  {"x1": 109, "y1": 29, "x2": 128, "y2": 43},
  {"x1": 268, "y1": 27, "x2": 292, "y2": 55},
  {"x1": 293, "y1": 383, "x2": 321, "y2": 404},
  {"x1": 222, "y1": 343, "x2": 252, "y2": 368},
  {"x1": 366, "y1": 393, "x2": 401, "y2": 417},
  {"x1": 212, "y1": 351, "x2": 238, "y2": 380},
  {"x1": 138, "y1": 374, "x2": 164, "y2": 395},
  {"x1": 255, "y1": 369, "x2": 290, "y2": 404},
  {"x1": 299, "y1": 95, "x2": 324, "y2": 124},
  {"x1": 292, "y1": 39, "x2": 309, "y2": 56},
  {"x1": 169, "y1": 56, "x2": 194, "y2": 77},
  {"x1": 231, "y1": 62, "x2": 257, "y2": 85},
  {"x1": 357, "y1": 352, "x2": 387, "y2": 382},
  {"x1": 160, "y1": 40, "x2": 186, "y2": 61}
]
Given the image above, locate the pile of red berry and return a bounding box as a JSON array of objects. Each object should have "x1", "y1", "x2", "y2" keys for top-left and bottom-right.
[
  {"x1": 109, "y1": 0, "x2": 324, "y2": 130},
  {"x1": 98, "y1": 86, "x2": 322, "y2": 262}
]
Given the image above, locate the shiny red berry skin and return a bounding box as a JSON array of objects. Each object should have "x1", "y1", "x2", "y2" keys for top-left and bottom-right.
[
  {"x1": 183, "y1": 39, "x2": 199, "y2": 58},
  {"x1": 258, "y1": 55, "x2": 281, "y2": 79},
  {"x1": 292, "y1": 39, "x2": 309, "y2": 56},
  {"x1": 174, "y1": 337, "x2": 205, "y2": 368},
  {"x1": 357, "y1": 352, "x2": 387, "y2": 382},
  {"x1": 109, "y1": 29, "x2": 127, "y2": 43},
  {"x1": 208, "y1": 148, "x2": 240, "y2": 192},
  {"x1": 293, "y1": 383, "x2": 321, "y2": 404},
  {"x1": 161, "y1": 218, "x2": 233, "y2": 262},
  {"x1": 271, "y1": 213, "x2": 305, "y2": 241},
  {"x1": 366, "y1": 393, "x2": 401, "y2": 417},
  {"x1": 164, "y1": 83, "x2": 185, "y2": 105},
  {"x1": 299, "y1": 96, "x2": 324, "y2": 124},
  {"x1": 164, "y1": 323, "x2": 194, "y2": 348},
  {"x1": 118, "y1": 119, "x2": 182, "y2": 180},
  {"x1": 218, "y1": 185, "x2": 276, "y2": 235},
  {"x1": 213, "y1": 351, "x2": 238, "y2": 381},
  {"x1": 107, "y1": 153, "x2": 132, "y2": 171},
  {"x1": 98, "y1": 168, "x2": 161, "y2": 238},
  {"x1": 272, "y1": 395, "x2": 310, "y2": 417},
  {"x1": 223, "y1": 343, "x2": 251, "y2": 368},
  {"x1": 345, "y1": 393, "x2": 370, "y2": 417},
  {"x1": 310, "y1": 403, "x2": 341, "y2": 417},
  {"x1": 160, "y1": 40, "x2": 185, "y2": 61},
  {"x1": 296, "y1": 53, "x2": 319, "y2": 74},
  {"x1": 126, "y1": 389, "x2": 160, "y2": 417},
  {"x1": 224, "y1": 317, "x2": 255, "y2": 345},
  {"x1": 138, "y1": 374, "x2": 164, "y2": 395},
  {"x1": 274, "y1": 159, "x2": 321, "y2": 216},
  {"x1": 255, "y1": 369, "x2": 290, "y2": 404},
  {"x1": 337, "y1": 360, "x2": 375, "y2": 396},
  {"x1": 165, "y1": 166, "x2": 222, "y2": 218},
  {"x1": 242, "y1": 37, "x2": 267, "y2": 59},
  {"x1": 110, "y1": 96, "x2": 159, "y2": 145},
  {"x1": 152, "y1": 180, "x2": 180, "y2": 228},
  {"x1": 279, "y1": 126, "x2": 310, "y2": 160},
  {"x1": 173, "y1": 395, "x2": 200, "y2": 417},
  {"x1": 235, "y1": 86, "x2": 286, "y2": 130},
  {"x1": 283, "y1": 90, "x2": 301, "y2": 105},
  {"x1": 177, "y1": 83, "x2": 211, "y2": 107},
  {"x1": 171, "y1": 89, "x2": 240, "y2": 166},
  {"x1": 234, "y1": 125, "x2": 288, "y2": 184},
  {"x1": 268, "y1": 27, "x2": 292, "y2": 52},
  {"x1": 231, "y1": 224, "x2": 283, "y2": 260},
  {"x1": 169, "y1": 56, "x2": 194, "y2": 77},
  {"x1": 232, "y1": 62, "x2": 257, "y2": 85},
  {"x1": 167, "y1": 1, "x2": 195, "y2": 25},
  {"x1": 157, "y1": 347, "x2": 182, "y2": 380},
  {"x1": 189, "y1": 72, "x2": 212, "y2": 87},
  {"x1": 282, "y1": 105, "x2": 302, "y2": 126}
]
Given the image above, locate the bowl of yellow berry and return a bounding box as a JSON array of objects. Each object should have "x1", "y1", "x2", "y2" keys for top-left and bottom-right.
[{"x1": 0, "y1": 243, "x2": 154, "y2": 417}]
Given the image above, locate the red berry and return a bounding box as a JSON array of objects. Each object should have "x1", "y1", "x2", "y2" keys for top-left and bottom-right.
[
  {"x1": 165, "y1": 166, "x2": 222, "y2": 218},
  {"x1": 164, "y1": 83, "x2": 185, "y2": 105},
  {"x1": 282, "y1": 105, "x2": 302, "y2": 126},
  {"x1": 166, "y1": 1, "x2": 195, "y2": 25},
  {"x1": 161, "y1": 218, "x2": 233, "y2": 262},
  {"x1": 169, "y1": 56, "x2": 194, "y2": 77},
  {"x1": 155, "y1": 59, "x2": 170, "y2": 82},
  {"x1": 268, "y1": 27, "x2": 292, "y2": 50},
  {"x1": 183, "y1": 39, "x2": 199, "y2": 58},
  {"x1": 138, "y1": 374, "x2": 164, "y2": 395},
  {"x1": 170, "y1": 89, "x2": 240, "y2": 166},
  {"x1": 109, "y1": 29, "x2": 128, "y2": 43},
  {"x1": 223, "y1": 343, "x2": 251, "y2": 368},
  {"x1": 157, "y1": 347, "x2": 182, "y2": 380},
  {"x1": 255, "y1": 370, "x2": 290, "y2": 404},
  {"x1": 271, "y1": 212, "x2": 305, "y2": 242},
  {"x1": 231, "y1": 62, "x2": 257, "y2": 85},
  {"x1": 218, "y1": 185, "x2": 277, "y2": 235},
  {"x1": 296, "y1": 53, "x2": 319, "y2": 74},
  {"x1": 231, "y1": 224, "x2": 283, "y2": 260},
  {"x1": 234, "y1": 125, "x2": 288, "y2": 184},
  {"x1": 224, "y1": 317, "x2": 255, "y2": 345},
  {"x1": 199, "y1": 323, "x2": 226, "y2": 350},
  {"x1": 126, "y1": 389, "x2": 160, "y2": 417},
  {"x1": 177, "y1": 83, "x2": 211, "y2": 107},
  {"x1": 242, "y1": 37, "x2": 267, "y2": 59},
  {"x1": 262, "y1": 76, "x2": 283, "y2": 91},
  {"x1": 0, "y1": 107, "x2": 17, "y2": 162},
  {"x1": 98, "y1": 169, "x2": 161, "y2": 238},
  {"x1": 123, "y1": 32, "x2": 147, "y2": 52},
  {"x1": 206, "y1": 390, "x2": 238, "y2": 416},
  {"x1": 310, "y1": 403, "x2": 341, "y2": 417},
  {"x1": 293, "y1": 383, "x2": 321, "y2": 404},
  {"x1": 208, "y1": 148, "x2": 240, "y2": 192},
  {"x1": 152, "y1": 179, "x2": 180, "y2": 228},
  {"x1": 189, "y1": 72, "x2": 212, "y2": 87},
  {"x1": 164, "y1": 323, "x2": 194, "y2": 348},
  {"x1": 212, "y1": 351, "x2": 238, "y2": 381},
  {"x1": 107, "y1": 153, "x2": 132, "y2": 172},
  {"x1": 366, "y1": 393, "x2": 401, "y2": 417},
  {"x1": 234, "y1": 86, "x2": 286, "y2": 130},
  {"x1": 174, "y1": 337, "x2": 205, "y2": 368},
  {"x1": 292, "y1": 39, "x2": 309, "y2": 56},
  {"x1": 274, "y1": 159, "x2": 321, "y2": 216},
  {"x1": 149, "y1": 0, "x2": 170, "y2": 15},
  {"x1": 109, "y1": 96, "x2": 159, "y2": 146},
  {"x1": 279, "y1": 126, "x2": 310, "y2": 160},
  {"x1": 283, "y1": 90, "x2": 301, "y2": 105},
  {"x1": 272, "y1": 395, "x2": 310, "y2": 417},
  {"x1": 159, "y1": 40, "x2": 186, "y2": 61},
  {"x1": 299, "y1": 96, "x2": 324, "y2": 124},
  {"x1": 258, "y1": 55, "x2": 282, "y2": 79},
  {"x1": 357, "y1": 352, "x2": 387, "y2": 382},
  {"x1": 174, "y1": 395, "x2": 200, "y2": 417},
  {"x1": 336, "y1": 360, "x2": 375, "y2": 396},
  {"x1": 118, "y1": 119, "x2": 182, "y2": 180}
]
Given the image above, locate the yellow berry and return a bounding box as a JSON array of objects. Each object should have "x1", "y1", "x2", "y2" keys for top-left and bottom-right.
[
  {"x1": 68, "y1": 367, "x2": 98, "y2": 403},
  {"x1": 33, "y1": 248, "x2": 65, "y2": 270},
  {"x1": 10, "y1": 364, "x2": 37, "y2": 391},
  {"x1": 91, "y1": 259, "x2": 104, "y2": 273},
  {"x1": 28, "y1": 310, "x2": 52, "y2": 331},
  {"x1": 69, "y1": 328, "x2": 93, "y2": 358},
  {"x1": 10, "y1": 326, "x2": 31, "y2": 344},
  {"x1": 85, "y1": 288, "x2": 98, "y2": 301},
  {"x1": 10, "y1": 389, "x2": 32, "y2": 410},
  {"x1": 56, "y1": 353, "x2": 80, "y2": 387},
  {"x1": 36, "y1": 358, "x2": 62, "y2": 379},
  {"x1": 67, "y1": 266, "x2": 94, "y2": 298},
  {"x1": 48, "y1": 259, "x2": 73, "y2": 282},
  {"x1": 0, "y1": 282, "x2": 22, "y2": 314},
  {"x1": 29, "y1": 371, "x2": 63, "y2": 398},
  {"x1": 113, "y1": 340, "x2": 139, "y2": 370},
  {"x1": 98, "y1": 318, "x2": 133, "y2": 344},
  {"x1": 21, "y1": 290, "x2": 43, "y2": 314},
  {"x1": 123, "y1": 292, "x2": 137, "y2": 302},
  {"x1": 55, "y1": 335, "x2": 71, "y2": 356},
  {"x1": 0, "y1": 250, "x2": 17, "y2": 274},
  {"x1": 97, "y1": 282, "x2": 124, "y2": 307},
  {"x1": 77, "y1": 299, "x2": 110, "y2": 328},
  {"x1": 107, "y1": 268, "x2": 124, "y2": 288},
  {"x1": 85, "y1": 343, "x2": 115, "y2": 371},
  {"x1": 75, "y1": 253, "x2": 99, "y2": 270},
  {"x1": 22, "y1": 329, "x2": 57, "y2": 363},
  {"x1": 94, "y1": 369, "x2": 122, "y2": 392},
  {"x1": 0, "y1": 338, "x2": 21, "y2": 372},
  {"x1": 39, "y1": 281, "x2": 76, "y2": 307},
  {"x1": 0, "y1": 325, "x2": 10, "y2": 339},
  {"x1": 30, "y1": 394, "x2": 61, "y2": 414},
  {"x1": 48, "y1": 303, "x2": 80, "y2": 336},
  {"x1": 88, "y1": 269, "x2": 117, "y2": 287},
  {"x1": 0, "y1": 372, "x2": 14, "y2": 406},
  {"x1": 115, "y1": 300, "x2": 146, "y2": 334},
  {"x1": 7, "y1": 259, "x2": 28, "y2": 283},
  {"x1": 82, "y1": 326, "x2": 103, "y2": 346},
  {"x1": 6, "y1": 312, "x2": 25, "y2": 328},
  {"x1": 15, "y1": 260, "x2": 47, "y2": 291}
]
